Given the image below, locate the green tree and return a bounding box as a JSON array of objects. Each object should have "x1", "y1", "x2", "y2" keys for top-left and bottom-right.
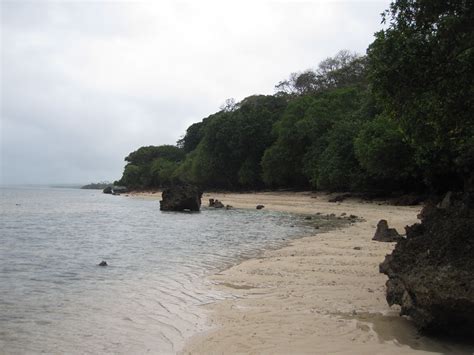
[
  {"x1": 125, "y1": 145, "x2": 185, "y2": 165},
  {"x1": 316, "y1": 120, "x2": 364, "y2": 191},
  {"x1": 355, "y1": 115, "x2": 417, "y2": 188},
  {"x1": 368, "y1": 0, "x2": 474, "y2": 190},
  {"x1": 177, "y1": 122, "x2": 205, "y2": 153}
]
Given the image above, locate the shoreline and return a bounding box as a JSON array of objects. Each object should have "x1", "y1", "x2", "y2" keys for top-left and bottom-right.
[{"x1": 129, "y1": 191, "x2": 470, "y2": 354}]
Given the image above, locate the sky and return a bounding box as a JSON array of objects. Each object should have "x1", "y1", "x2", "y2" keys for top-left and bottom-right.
[{"x1": 1, "y1": 0, "x2": 389, "y2": 185}]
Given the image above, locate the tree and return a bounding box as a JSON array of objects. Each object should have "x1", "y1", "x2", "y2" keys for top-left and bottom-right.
[
  {"x1": 368, "y1": 0, "x2": 474, "y2": 191},
  {"x1": 355, "y1": 115, "x2": 418, "y2": 190},
  {"x1": 177, "y1": 122, "x2": 205, "y2": 153},
  {"x1": 118, "y1": 145, "x2": 186, "y2": 189},
  {"x1": 274, "y1": 50, "x2": 367, "y2": 96},
  {"x1": 125, "y1": 145, "x2": 185, "y2": 165},
  {"x1": 316, "y1": 120, "x2": 363, "y2": 191}
]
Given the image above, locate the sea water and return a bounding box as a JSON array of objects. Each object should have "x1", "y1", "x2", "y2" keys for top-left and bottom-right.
[{"x1": 0, "y1": 186, "x2": 329, "y2": 354}]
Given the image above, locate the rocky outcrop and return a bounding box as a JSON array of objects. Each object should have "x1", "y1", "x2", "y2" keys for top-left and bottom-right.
[
  {"x1": 103, "y1": 185, "x2": 128, "y2": 194},
  {"x1": 112, "y1": 186, "x2": 128, "y2": 194},
  {"x1": 256, "y1": 205, "x2": 265, "y2": 210},
  {"x1": 372, "y1": 219, "x2": 402, "y2": 242},
  {"x1": 160, "y1": 184, "x2": 202, "y2": 212},
  {"x1": 379, "y1": 192, "x2": 474, "y2": 336},
  {"x1": 103, "y1": 186, "x2": 113, "y2": 194},
  {"x1": 209, "y1": 199, "x2": 225, "y2": 208}
]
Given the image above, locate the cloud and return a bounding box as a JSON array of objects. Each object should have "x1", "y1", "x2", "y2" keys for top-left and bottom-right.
[{"x1": 0, "y1": 0, "x2": 388, "y2": 184}]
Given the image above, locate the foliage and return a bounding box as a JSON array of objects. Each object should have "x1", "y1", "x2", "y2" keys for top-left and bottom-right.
[
  {"x1": 316, "y1": 120, "x2": 364, "y2": 191},
  {"x1": 262, "y1": 86, "x2": 369, "y2": 189},
  {"x1": 125, "y1": 145, "x2": 185, "y2": 165},
  {"x1": 355, "y1": 115, "x2": 417, "y2": 185},
  {"x1": 117, "y1": 1, "x2": 473, "y2": 196},
  {"x1": 177, "y1": 122, "x2": 205, "y2": 153},
  {"x1": 275, "y1": 50, "x2": 367, "y2": 96},
  {"x1": 81, "y1": 182, "x2": 112, "y2": 190},
  {"x1": 118, "y1": 145, "x2": 185, "y2": 189},
  {"x1": 368, "y1": 0, "x2": 474, "y2": 190}
]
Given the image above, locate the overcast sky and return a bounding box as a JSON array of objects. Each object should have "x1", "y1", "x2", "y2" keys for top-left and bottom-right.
[{"x1": 1, "y1": 0, "x2": 388, "y2": 185}]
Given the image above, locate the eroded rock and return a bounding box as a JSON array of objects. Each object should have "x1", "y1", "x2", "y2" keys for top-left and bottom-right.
[
  {"x1": 373, "y1": 219, "x2": 402, "y2": 242},
  {"x1": 160, "y1": 184, "x2": 202, "y2": 212},
  {"x1": 209, "y1": 198, "x2": 225, "y2": 208},
  {"x1": 379, "y1": 192, "x2": 474, "y2": 336}
]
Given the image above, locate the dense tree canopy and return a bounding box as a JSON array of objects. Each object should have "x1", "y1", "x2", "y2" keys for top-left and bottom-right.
[
  {"x1": 117, "y1": 0, "x2": 472, "y2": 194},
  {"x1": 368, "y1": 0, "x2": 474, "y2": 190}
]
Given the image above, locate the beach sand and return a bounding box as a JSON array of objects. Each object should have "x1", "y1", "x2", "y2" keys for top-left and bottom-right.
[{"x1": 131, "y1": 191, "x2": 470, "y2": 354}]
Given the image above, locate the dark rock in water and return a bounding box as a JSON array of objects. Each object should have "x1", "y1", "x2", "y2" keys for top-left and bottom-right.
[
  {"x1": 225, "y1": 205, "x2": 233, "y2": 210},
  {"x1": 103, "y1": 185, "x2": 128, "y2": 194},
  {"x1": 379, "y1": 192, "x2": 474, "y2": 336},
  {"x1": 209, "y1": 198, "x2": 224, "y2": 208},
  {"x1": 103, "y1": 186, "x2": 113, "y2": 194},
  {"x1": 98, "y1": 261, "x2": 108, "y2": 266},
  {"x1": 373, "y1": 219, "x2": 402, "y2": 242},
  {"x1": 112, "y1": 186, "x2": 128, "y2": 194},
  {"x1": 214, "y1": 200, "x2": 224, "y2": 208},
  {"x1": 160, "y1": 184, "x2": 202, "y2": 212},
  {"x1": 256, "y1": 205, "x2": 265, "y2": 210}
]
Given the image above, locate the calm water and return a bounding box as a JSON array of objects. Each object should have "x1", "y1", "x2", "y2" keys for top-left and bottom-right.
[{"x1": 0, "y1": 186, "x2": 326, "y2": 354}]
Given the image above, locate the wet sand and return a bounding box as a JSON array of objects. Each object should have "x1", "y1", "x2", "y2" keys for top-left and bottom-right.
[{"x1": 131, "y1": 191, "x2": 473, "y2": 354}]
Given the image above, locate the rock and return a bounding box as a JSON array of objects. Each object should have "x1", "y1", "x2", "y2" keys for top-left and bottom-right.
[
  {"x1": 438, "y1": 191, "x2": 452, "y2": 209},
  {"x1": 103, "y1": 186, "x2": 113, "y2": 194},
  {"x1": 159, "y1": 184, "x2": 202, "y2": 212},
  {"x1": 256, "y1": 205, "x2": 265, "y2": 210},
  {"x1": 304, "y1": 216, "x2": 312, "y2": 220},
  {"x1": 209, "y1": 198, "x2": 224, "y2": 208},
  {"x1": 328, "y1": 193, "x2": 351, "y2": 203},
  {"x1": 112, "y1": 186, "x2": 128, "y2": 194},
  {"x1": 417, "y1": 202, "x2": 438, "y2": 221},
  {"x1": 98, "y1": 261, "x2": 108, "y2": 266},
  {"x1": 372, "y1": 219, "x2": 402, "y2": 242},
  {"x1": 353, "y1": 246, "x2": 361, "y2": 250},
  {"x1": 379, "y1": 192, "x2": 474, "y2": 336},
  {"x1": 213, "y1": 200, "x2": 224, "y2": 208},
  {"x1": 225, "y1": 205, "x2": 233, "y2": 210},
  {"x1": 103, "y1": 185, "x2": 127, "y2": 194}
]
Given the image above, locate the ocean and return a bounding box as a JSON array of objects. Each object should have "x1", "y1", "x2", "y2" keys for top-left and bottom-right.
[{"x1": 0, "y1": 186, "x2": 327, "y2": 354}]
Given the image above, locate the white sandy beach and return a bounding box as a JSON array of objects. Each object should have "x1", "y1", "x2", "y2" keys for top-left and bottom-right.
[{"x1": 131, "y1": 191, "x2": 470, "y2": 354}]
